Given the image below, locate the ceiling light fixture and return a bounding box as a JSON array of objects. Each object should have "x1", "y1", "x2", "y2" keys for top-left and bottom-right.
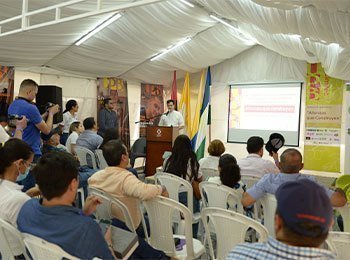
[
  {"x1": 150, "y1": 37, "x2": 192, "y2": 61},
  {"x1": 210, "y1": 14, "x2": 257, "y2": 44},
  {"x1": 75, "y1": 12, "x2": 123, "y2": 46},
  {"x1": 179, "y1": 0, "x2": 194, "y2": 8}
]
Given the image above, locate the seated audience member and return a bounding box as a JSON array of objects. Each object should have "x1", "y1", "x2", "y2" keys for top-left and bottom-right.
[
  {"x1": 198, "y1": 139, "x2": 225, "y2": 178},
  {"x1": 0, "y1": 139, "x2": 34, "y2": 257},
  {"x1": 66, "y1": 121, "x2": 84, "y2": 155},
  {"x1": 88, "y1": 139, "x2": 169, "y2": 259},
  {"x1": 228, "y1": 179, "x2": 336, "y2": 259},
  {"x1": 99, "y1": 128, "x2": 138, "y2": 177},
  {"x1": 241, "y1": 148, "x2": 347, "y2": 208},
  {"x1": 76, "y1": 117, "x2": 103, "y2": 152},
  {"x1": 41, "y1": 128, "x2": 67, "y2": 154},
  {"x1": 208, "y1": 154, "x2": 245, "y2": 194},
  {"x1": 237, "y1": 136, "x2": 279, "y2": 177},
  {"x1": 0, "y1": 115, "x2": 27, "y2": 142},
  {"x1": 99, "y1": 127, "x2": 119, "y2": 149},
  {"x1": 17, "y1": 152, "x2": 115, "y2": 259},
  {"x1": 163, "y1": 134, "x2": 202, "y2": 237}
]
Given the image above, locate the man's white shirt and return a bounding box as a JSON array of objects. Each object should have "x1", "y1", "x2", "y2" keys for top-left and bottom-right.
[
  {"x1": 238, "y1": 153, "x2": 280, "y2": 177},
  {"x1": 158, "y1": 110, "x2": 184, "y2": 127}
]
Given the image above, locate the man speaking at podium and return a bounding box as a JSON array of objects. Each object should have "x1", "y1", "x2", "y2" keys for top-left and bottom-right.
[{"x1": 158, "y1": 99, "x2": 184, "y2": 129}]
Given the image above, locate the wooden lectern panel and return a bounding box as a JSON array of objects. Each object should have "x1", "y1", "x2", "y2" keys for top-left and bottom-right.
[{"x1": 145, "y1": 126, "x2": 179, "y2": 176}]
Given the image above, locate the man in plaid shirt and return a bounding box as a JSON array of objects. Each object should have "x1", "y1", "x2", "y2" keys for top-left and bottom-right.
[{"x1": 227, "y1": 179, "x2": 336, "y2": 259}]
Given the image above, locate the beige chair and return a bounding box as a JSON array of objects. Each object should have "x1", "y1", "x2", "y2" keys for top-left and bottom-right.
[
  {"x1": 201, "y1": 207, "x2": 268, "y2": 259},
  {"x1": 142, "y1": 196, "x2": 205, "y2": 259},
  {"x1": 23, "y1": 233, "x2": 78, "y2": 260},
  {"x1": 325, "y1": 231, "x2": 350, "y2": 259},
  {"x1": 0, "y1": 218, "x2": 29, "y2": 260},
  {"x1": 259, "y1": 194, "x2": 277, "y2": 237},
  {"x1": 75, "y1": 145, "x2": 98, "y2": 169}
]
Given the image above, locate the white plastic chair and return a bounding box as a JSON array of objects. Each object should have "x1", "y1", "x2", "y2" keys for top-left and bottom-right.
[
  {"x1": 95, "y1": 149, "x2": 108, "y2": 169},
  {"x1": 240, "y1": 175, "x2": 260, "y2": 189},
  {"x1": 22, "y1": 233, "x2": 78, "y2": 260},
  {"x1": 0, "y1": 218, "x2": 29, "y2": 260},
  {"x1": 142, "y1": 196, "x2": 205, "y2": 259},
  {"x1": 259, "y1": 193, "x2": 277, "y2": 237},
  {"x1": 337, "y1": 203, "x2": 350, "y2": 232},
  {"x1": 88, "y1": 187, "x2": 136, "y2": 232},
  {"x1": 75, "y1": 146, "x2": 98, "y2": 169},
  {"x1": 155, "y1": 172, "x2": 201, "y2": 228},
  {"x1": 326, "y1": 231, "x2": 350, "y2": 259},
  {"x1": 201, "y1": 207, "x2": 268, "y2": 259},
  {"x1": 199, "y1": 181, "x2": 243, "y2": 213},
  {"x1": 200, "y1": 168, "x2": 219, "y2": 181}
]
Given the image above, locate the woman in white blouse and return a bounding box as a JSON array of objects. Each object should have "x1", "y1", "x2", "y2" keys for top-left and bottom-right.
[
  {"x1": 60, "y1": 99, "x2": 79, "y2": 145},
  {"x1": 198, "y1": 139, "x2": 225, "y2": 179},
  {"x1": 0, "y1": 139, "x2": 34, "y2": 257},
  {"x1": 65, "y1": 121, "x2": 84, "y2": 155}
]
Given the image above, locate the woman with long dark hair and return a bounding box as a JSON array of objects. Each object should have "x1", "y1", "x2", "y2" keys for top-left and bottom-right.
[
  {"x1": 61, "y1": 99, "x2": 78, "y2": 145},
  {"x1": 163, "y1": 134, "x2": 202, "y2": 237},
  {"x1": 0, "y1": 139, "x2": 34, "y2": 257}
]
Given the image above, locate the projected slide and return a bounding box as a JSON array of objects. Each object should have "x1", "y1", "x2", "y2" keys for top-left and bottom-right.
[{"x1": 228, "y1": 83, "x2": 301, "y2": 146}]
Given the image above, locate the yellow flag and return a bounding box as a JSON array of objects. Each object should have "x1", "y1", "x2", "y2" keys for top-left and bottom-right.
[
  {"x1": 179, "y1": 72, "x2": 192, "y2": 136},
  {"x1": 190, "y1": 70, "x2": 205, "y2": 139}
]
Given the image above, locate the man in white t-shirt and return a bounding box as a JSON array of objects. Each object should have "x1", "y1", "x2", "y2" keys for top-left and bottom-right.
[
  {"x1": 158, "y1": 99, "x2": 184, "y2": 128},
  {"x1": 238, "y1": 136, "x2": 280, "y2": 178}
]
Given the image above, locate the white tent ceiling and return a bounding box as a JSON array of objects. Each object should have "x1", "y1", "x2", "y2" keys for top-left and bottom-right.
[{"x1": 0, "y1": 0, "x2": 350, "y2": 84}]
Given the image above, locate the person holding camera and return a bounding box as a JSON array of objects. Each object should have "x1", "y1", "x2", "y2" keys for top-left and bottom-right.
[{"x1": 8, "y1": 79, "x2": 59, "y2": 191}]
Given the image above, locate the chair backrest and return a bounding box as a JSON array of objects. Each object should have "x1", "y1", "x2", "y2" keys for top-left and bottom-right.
[
  {"x1": 199, "y1": 181, "x2": 243, "y2": 213},
  {"x1": 75, "y1": 146, "x2": 98, "y2": 169},
  {"x1": 0, "y1": 218, "x2": 28, "y2": 260},
  {"x1": 95, "y1": 149, "x2": 108, "y2": 169},
  {"x1": 259, "y1": 193, "x2": 277, "y2": 237},
  {"x1": 88, "y1": 187, "x2": 136, "y2": 232},
  {"x1": 130, "y1": 137, "x2": 146, "y2": 168},
  {"x1": 142, "y1": 196, "x2": 196, "y2": 258},
  {"x1": 337, "y1": 203, "x2": 350, "y2": 232},
  {"x1": 23, "y1": 233, "x2": 79, "y2": 260},
  {"x1": 201, "y1": 207, "x2": 268, "y2": 259},
  {"x1": 155, "y1": 172, "x2": 194, "y2": 214},
  {"x1": 201, "y1": 168, "x2": 219, "y2": 180},
  {"x1": 326, "y1": 231, "x2": 350, "y2": 259},
  {"x1": 240, "y1": 175, "x2": 260, "y2": 189}
]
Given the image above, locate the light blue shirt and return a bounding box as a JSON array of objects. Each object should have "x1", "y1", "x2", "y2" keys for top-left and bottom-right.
[
  {"x1": 247, "y1": 173, "x2": 334, "y2": 200},
  {"x1": 227, "y1": 236, "x2": 335, "y2": 259},
  {"x1": 76, "y1": 130, "x2": 103, "y2": 152}
]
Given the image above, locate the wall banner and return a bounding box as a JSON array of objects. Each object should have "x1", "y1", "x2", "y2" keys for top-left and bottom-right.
[
  {"x1": 97, "y1": 78, "x2": 130, "y2": 149},
  {"x1": 140, "y1": 83, "x2": 164, "y2": 137},
  {"x1": 304, "y1": 63, "x2": 344, "y2": 172},
  {"x1": 0, "y1": 66, "x2": 15, "y2": 116}
]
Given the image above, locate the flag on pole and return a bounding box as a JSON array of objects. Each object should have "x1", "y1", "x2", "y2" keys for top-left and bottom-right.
[
  {"x1": 194, "y1": 67, "x2": 211, "y2": 160},
  {"x1": 190, "y1": 70, "x2": 205, "y2": 146},
  {"x1": 171, "y1": 71, "x2": 178, "y2": 109},
  {"x1": 179, "y1": 72, "x2": 192, "y2": 136}
]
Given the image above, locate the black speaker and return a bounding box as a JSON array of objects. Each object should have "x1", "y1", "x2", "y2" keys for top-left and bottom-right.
[{"x1": 36, "y1": 85, "x2": 63, "y2": 124}]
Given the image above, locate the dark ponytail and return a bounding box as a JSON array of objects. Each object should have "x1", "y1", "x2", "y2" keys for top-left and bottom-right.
[
  {"x1": 0, "y1": 139, "x2": 34, "y2": 176},
  {"x1": 219, "y1": 154, "x2": 241, "y2": 188},
  {"x1": 63, "y1": 99, "x2": 78, "y2": 114}
]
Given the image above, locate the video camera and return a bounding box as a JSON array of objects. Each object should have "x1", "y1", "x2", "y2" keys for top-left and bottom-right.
[{"x1": 8, "y1": 114, "x2": 29, "y2": 128}]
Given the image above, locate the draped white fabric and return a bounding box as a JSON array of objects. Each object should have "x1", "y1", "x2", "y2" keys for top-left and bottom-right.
[{"x1": 0, "y1": 0, "x2": 350, "y2": 83}]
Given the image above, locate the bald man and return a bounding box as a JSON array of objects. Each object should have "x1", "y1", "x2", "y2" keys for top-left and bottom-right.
[{"x1": 241, "y1": 148, "x2": 346, "y2": 208}]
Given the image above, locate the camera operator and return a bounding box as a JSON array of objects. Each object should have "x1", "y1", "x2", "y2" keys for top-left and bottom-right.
[{"x1": 8, "y1": 79, "x2": 59, "y2": 191}]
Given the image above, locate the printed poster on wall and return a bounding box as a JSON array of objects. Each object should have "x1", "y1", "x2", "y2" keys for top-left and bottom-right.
[
  {"x1": 0, "y1": 66, "x2": 15, "y2": 117},
  {"x1": 140, "y1": 83, "x2": 164, "y2": 137},
  {"x1": 97, "y1": 78, "x2": 130, "y2": 149},
  {"x1": 304, "y1": 63, "x2": 344, "y2": 172}
]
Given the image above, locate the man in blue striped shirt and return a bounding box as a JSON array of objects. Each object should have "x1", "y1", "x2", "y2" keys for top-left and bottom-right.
[{"x1": 227, "y1": 179, "x2": 335, "y2": 259}]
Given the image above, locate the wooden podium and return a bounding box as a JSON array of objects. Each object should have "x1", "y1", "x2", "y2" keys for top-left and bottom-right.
[{"x1": 145, "y1": 126, "x2": 179, "y2": 176}]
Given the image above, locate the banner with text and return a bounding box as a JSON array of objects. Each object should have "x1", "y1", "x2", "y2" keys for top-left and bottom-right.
[
  {"x1": 304, "y1": 63, "x2": 344, "y2": 172},
  {"x1": 97, "y1": 78, "x2": 130, "y2": 149},
  {"x1": 140, "y1": 83, "x2": 164, "y2": 137}
]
